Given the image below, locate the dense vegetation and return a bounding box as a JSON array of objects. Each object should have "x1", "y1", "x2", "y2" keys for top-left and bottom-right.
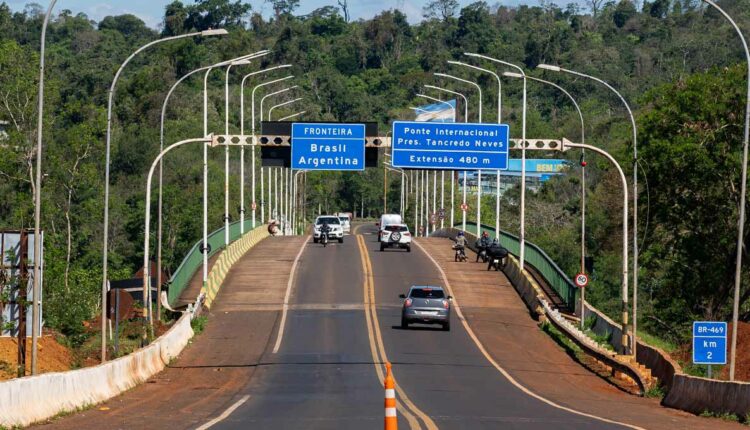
[{"x1": 0, "y1": 0, "x2": 748, "y2": 351}]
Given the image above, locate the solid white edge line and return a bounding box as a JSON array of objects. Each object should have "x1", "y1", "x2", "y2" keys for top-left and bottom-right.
[
  {"x1": 272, "y1": 235, "x2": 310, "y2": 354},
  {"x1": 195, "y1": 395, "x2": 250, "y2": 430},
  {"x1": 413, "y1": 239, "x2": 646, "y2": 430}
]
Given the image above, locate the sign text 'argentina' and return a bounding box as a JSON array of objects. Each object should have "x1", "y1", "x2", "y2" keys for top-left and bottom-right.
[
  {"x1": 291, "y1": 123, "x2": 365, "y2": 171},
  {"x1": 391, "y1": 121, "x2": 509, "y2": 170}
]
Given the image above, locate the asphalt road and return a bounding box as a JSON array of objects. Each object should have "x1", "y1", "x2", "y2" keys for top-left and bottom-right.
[{"x1": 208, "y1": 224, "x2": 631, "y2": 429}]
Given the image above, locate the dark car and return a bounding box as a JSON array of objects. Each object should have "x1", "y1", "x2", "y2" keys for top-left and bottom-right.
[{"x1": 399, "y1": 286, "x2": 452, "y2": 331}]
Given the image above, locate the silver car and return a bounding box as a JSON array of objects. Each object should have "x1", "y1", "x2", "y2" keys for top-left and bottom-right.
[{"x1": 399, "y1": 286, "x2": 452, "y2": 331}]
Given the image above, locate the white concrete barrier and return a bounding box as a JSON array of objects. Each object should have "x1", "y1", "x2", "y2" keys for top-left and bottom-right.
[{"x1": 0, "y1": 312, "x2": 194, "y2": 427}]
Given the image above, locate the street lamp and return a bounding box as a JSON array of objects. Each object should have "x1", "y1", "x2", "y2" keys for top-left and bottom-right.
[
  {"x1": 563, "y1": 140, "x2": 629, "y2": 356},
  {"x1": 424, "y1": 85, "x2": 468, "y2": 123},
  {"x1": 279, "y1": 111, "x2": 306, "y2": 121},
  {"x1": 31, "y1": 0, "x2": 58, "y2": 376},
  {"x1": 142, "y1": 138, "x2": 211, "y2": 345},
  {"x1": 538, "y1": 62, "x2": 637, "y2": 357},
  {"x1": 699, "y1": 0, "x2": 750, "y2": 382},
  {"x1": 447, "y1": 60, "x2": 502, "y2": 123},
  {"x1": 464, "y1": 53, "x2": 528, "y2": 271},
  {"x1": 240, "y1": 64, "x2": 292, "y2": 233},
  {"x1": 269, "y1": 97, "x2": 304, "y2": 120},
  {"x1": 101, "y1": 27, "x2": 228, "y2": 363},
  {"x1": 434, "y1": 73, "x2": 482, "y2": 122},
  {"x1": 504, "y1": 71, "x2": 587, "y2": 327}
]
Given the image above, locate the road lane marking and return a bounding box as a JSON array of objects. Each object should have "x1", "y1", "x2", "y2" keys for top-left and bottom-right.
[
  {"x1": 412, "y1": 239, "x2": 646, "y2": 430},
  {"x1": 195, "y1": 395, "x2": 250, "y2": 430},
  {"x1": 272, "y1": 235, "x2": 310, "y2": 354},
  {"x1": 356, "y1": 234, "x2": 439, "y2": 430}
]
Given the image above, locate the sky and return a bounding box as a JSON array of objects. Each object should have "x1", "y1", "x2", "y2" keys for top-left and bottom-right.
[{"x1": 4, "y1": 0, "x2": 587, "y2": 29}]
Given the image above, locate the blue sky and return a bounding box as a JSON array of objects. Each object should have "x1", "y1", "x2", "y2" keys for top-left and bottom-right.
[{"x1": 4, "y1": 1, "x2": 586, "y2": 29}]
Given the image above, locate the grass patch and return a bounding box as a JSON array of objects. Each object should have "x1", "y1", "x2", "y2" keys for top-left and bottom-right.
[
  {"x1": 700, "y1": 410, "x2": 744, "y2": 423},
  {"x1": 644, "y1": 384, "x2": 665, "y2": 399},
  {"x1": 191, "y1": 315, "x2": 208, "y2": 335},
  {"x1": 637, "y1": 330, "x2": 677, "y2": 353},
  {"x1": 541, "y1": 321, "x2": 584, "y2": 359}
]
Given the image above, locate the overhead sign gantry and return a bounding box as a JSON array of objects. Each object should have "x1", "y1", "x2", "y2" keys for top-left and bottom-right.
[{"x1": 291, "y1": 123, "x2": 365, "y2": 171}]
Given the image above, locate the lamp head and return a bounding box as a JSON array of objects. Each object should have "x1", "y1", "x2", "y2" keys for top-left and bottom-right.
[
  {"x1": 231, "y1": 59, "x2": 252, "y2": 66},
  {"x1": 537, "y1": 64, "x2": 561, "y2": 72},
  {"x1": 503, "y1": 72, "x2": 523, "y2": 79},
  {"x1": 201, "y1": 29, "x2": 229, "y2": 36}
]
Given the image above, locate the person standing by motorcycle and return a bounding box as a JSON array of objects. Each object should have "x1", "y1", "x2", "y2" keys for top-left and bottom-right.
[
  {"x1": 475, "y1": 231, "x2": 491, "y2": 262},
  {"x1": 453, "y1": 231, "x2": 468, "y2": 261},
  {"x1": 320, "y1": 221, "x2": 331, "y2": 246}
]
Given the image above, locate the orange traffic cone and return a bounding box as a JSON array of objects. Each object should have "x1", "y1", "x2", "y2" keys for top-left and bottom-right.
[{"x1": 384, "y1": 362, "x2": 397, "y2": 430}]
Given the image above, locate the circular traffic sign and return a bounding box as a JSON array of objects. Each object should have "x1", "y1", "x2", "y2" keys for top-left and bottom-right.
[
  {"x1": 460, "y1": 203, "x2": 469, "y2": 212},
  {"x1": 575, "y1": 273, "x2": 589, "y2": 288}
]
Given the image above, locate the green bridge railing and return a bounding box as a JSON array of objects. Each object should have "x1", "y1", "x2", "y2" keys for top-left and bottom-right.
[
  {"x1": 167, "y1": 220, "x2": 257, "y2": 306},
  {"x1": 454, "y1": 222, "x2": 579, "y2": 311}
]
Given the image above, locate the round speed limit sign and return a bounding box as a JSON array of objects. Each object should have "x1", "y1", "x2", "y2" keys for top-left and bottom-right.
[{"x1": 575, "y1": 273, "x2": 589, "y2": 288}]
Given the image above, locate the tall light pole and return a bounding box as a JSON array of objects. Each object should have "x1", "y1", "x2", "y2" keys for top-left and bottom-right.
[
  {"x1": 434, "y1": 73, "x2": 482, "y2": 122},
  {"x1": 101, "y1": 28, "x2": 228, "y2": 362},
  {"x1": 224, "y1": 59, "x2": 254, "y2": 247},
  {"x1": 142, "y1": 138, "x2": 211, "y2": 346},
  {"x1": 269, "y1": 97, "x2": 303, "y2": 120},
  {"x1": 464, "y1": 54, "x2": 527, "y2": 269},
  {"x1": 451, "y1": 60, "x2": 504, "y2": 240},
  {"x1": 240, "y1": 64, "x2": 292, "y2": 233},
  {"x1": 31, "y1": 0, "x2": 58, "y2": 376},
  {"x1": 435, "y1": 71, "x2": 484, "y2": 236},
  {"x1": 505, "y1": 71, "x2": 587, "y2": 326},
  {"x1": 538, "y1": 63, "x2": 637, "y2": 357},
  {"x1": 699, "y1": 0, "x2": 750, "y2": 381},
  {"x1": 424, "y1": 85, "x2": 468, "y2": 122},
  {"x1": 259, "y1": 85, "x2": 297, "y2": 127}
]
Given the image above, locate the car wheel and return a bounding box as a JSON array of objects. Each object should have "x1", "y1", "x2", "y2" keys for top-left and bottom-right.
[
  {"x1": 443, "y1": 322, "x2": 450, "y2": 331},
  {"x1": 339, "y1": 237, "x2": 344, "y2": 243},
  {"x1": 401, "y1": 317, "x2": 409, "y2": 329},
  {"x1": 380, "y1": 243, "x2": 385, "y2": 252},
  {"x1": 406, "y1": 245, "x2": 411, "y2": 252},
  {"x1": 313, "y1": 238, "x2": 318, "y2": 243}
]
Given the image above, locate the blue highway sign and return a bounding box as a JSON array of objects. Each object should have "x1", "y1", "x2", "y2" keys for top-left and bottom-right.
[
  {"x1": 291, "y1": 123, "x2": 365, "y2": 171},
  {"x1": 391, "y1": 121, "x2": 509, "y2": 170},
  {"x1": 692, "y1": 321, "x2": 727, "y2": 365}
]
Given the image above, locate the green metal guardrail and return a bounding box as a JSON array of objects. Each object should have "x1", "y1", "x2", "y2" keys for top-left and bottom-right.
[
  {"x1": 167, "y1": 220, "x2": 257, "y2": 306},
  {"x1": 456, "y1": 222, "x2": 579, "y2": 311}
]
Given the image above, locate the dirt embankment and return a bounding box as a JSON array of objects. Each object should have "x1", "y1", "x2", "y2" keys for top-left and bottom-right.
[{"x1": 0, "y1": 335, "x2": 73, "y2": 380}]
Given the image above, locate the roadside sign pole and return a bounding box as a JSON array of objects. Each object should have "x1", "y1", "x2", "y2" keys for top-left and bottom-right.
[
  {"x1": 450, "y1": 171, "x2": 454, "y2": 228},
  {"x1": 476, "y1": 170, "x2": 482, "y2": 237},
  {"x1": 462, "y1": 171, "x2": 467, "y2": 232},
  {"x1": 495, "y1": 170, "x2": 500, "y2": 241},
  {"x1": 440, "y1": 171, "x2": 445, "y2": 229},
  {"x1": 260, "y1": 166, "x2": 265, "y2": 224}
]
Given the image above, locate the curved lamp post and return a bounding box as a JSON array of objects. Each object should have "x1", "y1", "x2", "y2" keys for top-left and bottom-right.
[
  {"x1": 448, "y1": 60, "x2": 502, "y2": 123},
  {"x1": 464, "y1": 53, "x2": 527, "y2": 275},
  {"x1": 269, "y1": 97, "x2": 304, "y2": 120},
  {"x1": 505, "y1": 71, "x2": 587, "y2": 327},
  {"x1": 101, "y1": 28, "x2": 228, "y2": 363},
  {"x1": 538, "y1": 63, "x2": 637, "y2": 357},
  {"x1": 240, "y1": 64, "x2": 292, "y2": 232},
  {"x1": 259, "y1": 86, "x2": 298, "y2": 123},
  {"x1": 424, "y1": 85, "x2": 468, "y2": 123},
  {"x1": 31, "y1": 0, "x2": 58, "y2": 376},
  {"x1": 434, "y1": 72, "x2": 482, "y2": 122},
  {"x1": 142, "y1": 137, "x2": 211, "y2": 345},
  {"x1": 699, "y1": 0, "x2": 750, "y2": 381},
  {"x1": 279, "y1": 111, "x2": 306, "y2": 121}
]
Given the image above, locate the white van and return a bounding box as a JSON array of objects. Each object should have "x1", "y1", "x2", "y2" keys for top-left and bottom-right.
[{"x1": 378, "y1": 214, "x2": 402, "y2": 241}]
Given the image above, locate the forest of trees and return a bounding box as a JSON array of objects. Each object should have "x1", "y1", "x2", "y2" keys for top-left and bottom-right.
[{"x1": 0, "y1": 0, "x2": 748, "y2": 352}]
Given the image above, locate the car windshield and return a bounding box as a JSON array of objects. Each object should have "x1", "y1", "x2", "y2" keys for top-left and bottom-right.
[
  {"x1": 409, "y1": 288, "x2": 445, "y2": 299},
  {"x1": 317, "y1": 217, "x2": 340, "y2": 225},
  {"x1": 339, "y1": 217, "x2": 348, "y2": 222},
  {"x1": 385, "y1": 225, "x2": 408, "y2": 232}
]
